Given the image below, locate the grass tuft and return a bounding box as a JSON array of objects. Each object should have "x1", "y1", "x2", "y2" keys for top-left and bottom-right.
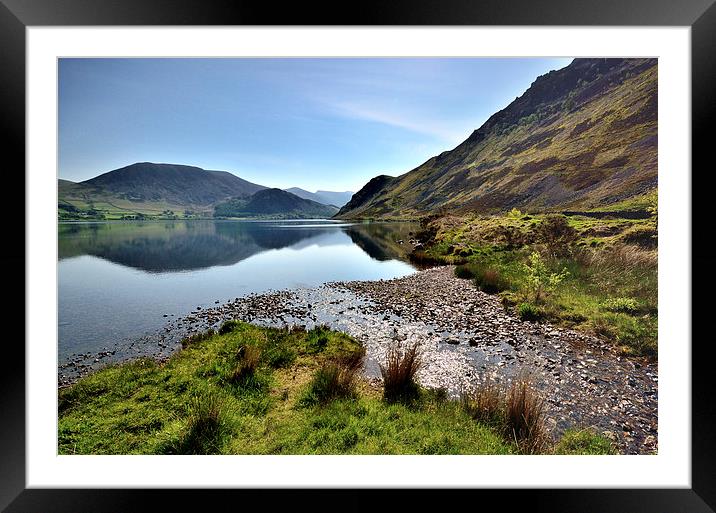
[
  {"x1": 227, "y1": 344, "x2": 261, "y2": 385},
  {"x1": 300, "y1": 362, "x2": 359, "y2": 406},
  {"x1": 518, "y1": 302, "x2": 544, "y2": 321},
  {"x1": 505, "y1": 378, "x2": 549, "y2": 454},
  {"x1": 300, "y1": 345, "x2": 366, "y2": 406},
  {"x1": 462, "y1": 376, "x2": 549, "y2": 454},
  {"x1": 169, "y1": 392, "x2": 233, "y2": 454},
  {"x1": 461, "y1": 378, "x2": 504, "y2": 426},
  {"x1": 380, "y1": 342, "x2": 422, "y2": 404},
  {"x1": 474, "y1": 267, "x2": 511, "y2": 294}
]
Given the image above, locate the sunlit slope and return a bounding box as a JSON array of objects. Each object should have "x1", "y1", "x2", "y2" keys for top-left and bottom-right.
[{"x1": 337, "y1": 58, "x2": 657, "y2": 219}]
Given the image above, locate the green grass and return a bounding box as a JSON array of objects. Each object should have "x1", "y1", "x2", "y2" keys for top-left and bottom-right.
[
  {"x1": 426, "y1": 213, "x2": 658, "y2": 358},
  {"x1": 589, "y1": 189, "x2": 657, "y2": 214},
  {"x1": 57, "y1": 323, "x2": 514, "y2": 454},
  {"x1": 553, "y1": 428, "x2": 617, "y2": 455},
  {"x1": 518, "y1": 302, "x2": 544, "y2": 322},
  {"x1": 58, "y1": 322, "x2": 614, "y2": 454}
]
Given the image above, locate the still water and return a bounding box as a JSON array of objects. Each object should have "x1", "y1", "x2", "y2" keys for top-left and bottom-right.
[{"x1": 58, "y1": 220, "x2": 419, "y2": 362}]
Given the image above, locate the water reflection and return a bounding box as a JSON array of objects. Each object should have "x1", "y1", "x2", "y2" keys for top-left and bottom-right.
[
  {"x1": 58, "y1": 219, "x2": 420, "y2": 359},
  {"x1": 58, "y1": 220, "x2": 419, "y2": 273}
]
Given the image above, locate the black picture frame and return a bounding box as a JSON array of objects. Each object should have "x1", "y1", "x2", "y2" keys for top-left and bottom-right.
[{"x1": 2, "y1": 1, "x2": 713, "y2": 511}]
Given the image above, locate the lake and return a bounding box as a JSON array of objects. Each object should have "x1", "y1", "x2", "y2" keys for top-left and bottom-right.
[{"x1": 58, "y1": 219, "x2": 419, "y2": 365}]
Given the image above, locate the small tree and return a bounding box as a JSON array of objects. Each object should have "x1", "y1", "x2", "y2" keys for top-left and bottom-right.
[{"x1": 523, "y1": 251, "x2": 569, "y2": 303}]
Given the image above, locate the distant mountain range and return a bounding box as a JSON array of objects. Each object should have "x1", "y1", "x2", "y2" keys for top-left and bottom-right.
[
  {"x1": 58, "y1": 162, "x2": 349, "y2": 220},
  {"x1": 284, "y1": 188, "x2": 354, "y2": 207},
  {"x1": 337, "y1": 58, "x2": 657, "y2": 219}
]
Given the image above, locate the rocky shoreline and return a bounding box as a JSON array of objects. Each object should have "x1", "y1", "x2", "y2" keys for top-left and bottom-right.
[{"x1": 59, "y1": 265, "x2": 657, "y2": 455}]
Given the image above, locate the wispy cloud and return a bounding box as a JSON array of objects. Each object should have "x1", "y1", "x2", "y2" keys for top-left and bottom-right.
[{"x1": 325, "y1": 101, "x2": 473, "y2": 143}]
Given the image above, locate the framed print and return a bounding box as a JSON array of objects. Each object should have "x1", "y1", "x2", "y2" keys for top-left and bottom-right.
[{"x1": 2, "y1": 0, "x2": 714, "y2": 511}]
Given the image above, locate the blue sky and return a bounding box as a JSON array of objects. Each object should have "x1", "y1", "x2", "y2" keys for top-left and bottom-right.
[{"x1": 59, "y1": 57, "x2": 572, "y2": 192}]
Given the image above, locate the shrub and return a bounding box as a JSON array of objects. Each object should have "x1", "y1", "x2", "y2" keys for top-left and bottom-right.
[
  {"x1": 534, "y1": 215, "x2": 578, "y2": 253},
  {"x1": 483, "y1": 225, "x2": 528, "y2": 249},
  {"x1": 518, "y1": 302, "x2": 544, "y2": 322},
  {"x1": 523, "y1": 251, "x2": 569, "y2": 302},
  {"x1": 380, "y1": 342, "x2": 422, "y2": 404},
  {"x1": 505, "y1": 379, "x2": 549, "y2": 454},
  {"x1": 601, "y1": 297, "x2": 639, "y2": 314}
]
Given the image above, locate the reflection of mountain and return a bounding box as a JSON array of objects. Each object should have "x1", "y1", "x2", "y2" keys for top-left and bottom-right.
[
  {"x1": 222, "y1": 223, "x2": 338, "y2": 250},
  {"x1": 344, "y1": 223, "x2": 418, "y2": 261},
  {"x1": 59, "y1": 222, "x2": 264, "y2": 272},
  {"x1": 58, "y1": 221, "x2": 418, "y2": 273}
]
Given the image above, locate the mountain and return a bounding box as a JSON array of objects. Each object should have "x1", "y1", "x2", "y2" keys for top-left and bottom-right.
[
  {"x1": 214, "y1": 188, "x2": 339, "y2": 219},
  {"x1": 84, "y1": 162, "x2": 265, "y2": 205},
  {"x1": 284, "y1": 187, "x2": 354, "y2": 207},
  {"x1": 314, "y1": 190, "x2": 354, "y2": 207},
  {"x1": 284, "y1": 187, "x2": 327, "y2": 204},
  {"x1": 59, "y1": 162, "x2": 268, "y2": 219},
  {"x1": 337, "y1": 58, "x2": 657, "y2": 219}
]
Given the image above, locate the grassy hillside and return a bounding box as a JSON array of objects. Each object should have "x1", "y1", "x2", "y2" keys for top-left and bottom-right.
[
  {"x1": 338, "y1": 58, "x2": 657, "y2": 219},
  {"x1": 59, "y1": 180, "x2": 208, "y2": 220},
  {"x1": 214, "y1": 188, "x2": 339, "y2": 219},
  {"x1": 58, "y1": 322, "x2": 613, "y2": 455}
]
